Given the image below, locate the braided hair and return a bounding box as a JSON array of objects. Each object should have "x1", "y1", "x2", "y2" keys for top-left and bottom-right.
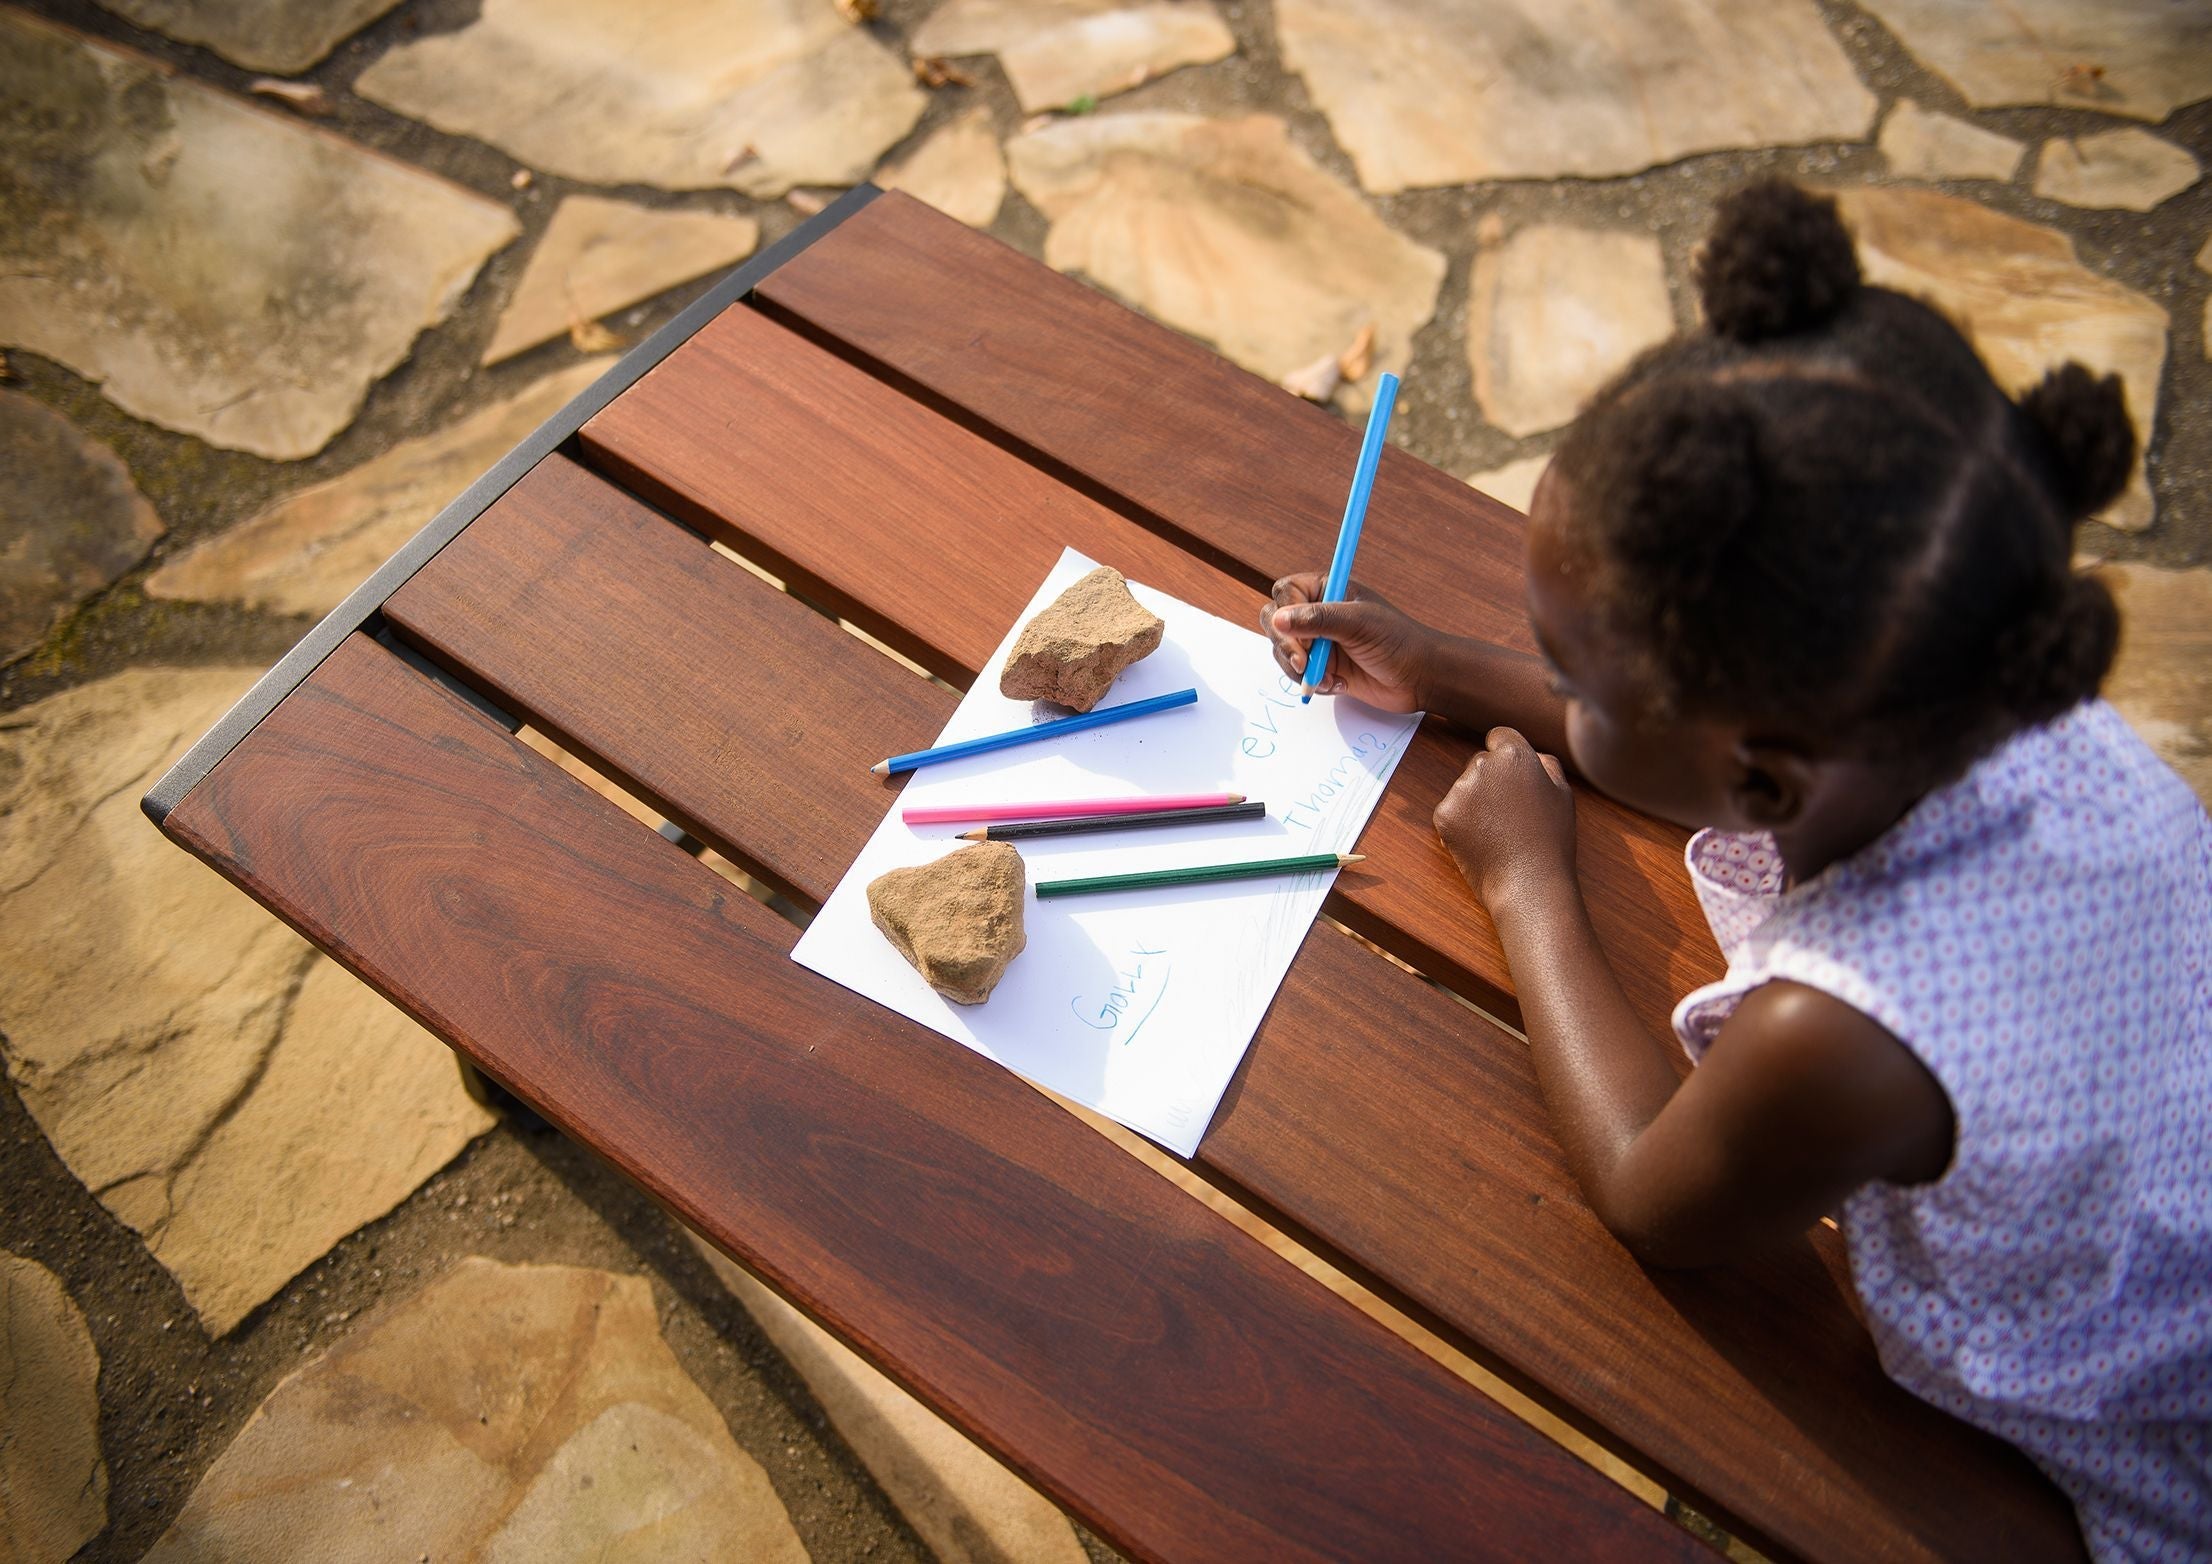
[{"x1": 1550, "y1": 181, "x2": 2135, "y2": 787}]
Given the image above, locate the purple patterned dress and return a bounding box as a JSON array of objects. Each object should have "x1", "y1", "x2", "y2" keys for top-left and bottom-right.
[{"x1": 1671, "y1": 701, "x2": 2210, "y2": 1562}]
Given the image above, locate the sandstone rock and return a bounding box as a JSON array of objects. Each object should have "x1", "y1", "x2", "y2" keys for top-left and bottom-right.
[
  {"x1": 0, "y1": 668, "x2": 493, "y2": 1334},
  {"x1": 2032, "y1": 129, "x2": 2201, "y2": 212},
  {"x1": 1877, "y1": 101, "x2": 2023, "y2": 183},
  {"x1": 484, "y1": 198, "x2": 758, "y2": 366},
  {"x1": 2099, "y1": 561, "x2": 2212, "y2": 809},
  {"x1": 1005, "y1": 112, "x2": 1445, "y2": 412},
  {"x1": 1853, "y1": 0, "x2": 2212, "y2": 123},
  {"x1": 0, "y1": 390, "x2": 164, "y2": 666},
  {"x1": 1466, "y1": 454, "x2": 1550, "y2": 516},
  {"x1": 1275, "y1": 0, "x2": 1876, "y2": 192},
  {"x1": 868, "y1": 843, "x2": 1027, "y2": 1005},
  {"x1": 147, "y1": 360, "x2": 612, "y2": 619},
  {"x1": 0, "y1": 1254, "x2": 107, "y2": 1564},
  {"x1": 0, "y1": 12, "x2": 519, "y2": 462},
  {"x1": 357, "y1": 0, "x2": 925, "y2": 197},
  {"x1": 1467, "y1": 223, "x2": 1676, "y2": 438},
  {"x1": 687, "y1": 1234, "x2": 1088, "y2": 1564},
  {"x1": 912, "y1": 0, "x2": 1235, "y2": 113},
  {"x1": 876, "y1": 107, "x2": 1006, "y2": 229},
  {"x1": 1001, "y1": 566, "x2": 1164, "y2": 710},
  {"x1": 90, "y1": 0, "x2": 401, "y2": 73},
  {"x1": 144, "y1": 1258, "x2": 808, "y2": 1564},
  {"x1": 1833, "y1": 187, "x2": 2167, "y2": 532}
]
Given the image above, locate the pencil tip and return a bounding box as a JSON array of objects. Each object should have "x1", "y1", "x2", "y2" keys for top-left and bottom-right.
[
  {"x1": 1340, "y1": 854, "x2": 1366, "y2": 865},
  {"x1": 1228, "y1": 793, "x2": 1246, "y2": 803},
  {"x1": 870, "y1": 761, "x2": 889, "y2": 775},
  {"x1": 958, "y1": 828, "x2": 984, "y2": 840}
]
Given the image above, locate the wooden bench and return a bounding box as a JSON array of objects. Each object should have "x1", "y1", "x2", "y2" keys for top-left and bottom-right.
[{"x1": 147, "y1": 187, "x2": 2081, "y2": 1562}]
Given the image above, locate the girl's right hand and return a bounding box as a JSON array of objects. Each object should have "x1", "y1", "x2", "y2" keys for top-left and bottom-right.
[{"x1": 1262, "y1": 574, "x2": 1434, "y2": 713}]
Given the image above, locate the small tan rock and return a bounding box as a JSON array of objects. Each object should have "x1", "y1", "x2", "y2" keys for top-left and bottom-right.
[
  {"x1": 999, "y1": 566, "x2": 1164, "y2": 711},
  {"x1": 868, "y1": 843, "x2": 1027, "y2": 1005},
  {"x1": 0, "y1": 1253, "x2": 108, "y2": 1564}
]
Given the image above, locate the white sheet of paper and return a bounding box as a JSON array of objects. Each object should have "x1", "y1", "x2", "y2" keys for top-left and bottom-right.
[{"x1": 792, "y1": 547, "x2": 1423, "y2": 1155}]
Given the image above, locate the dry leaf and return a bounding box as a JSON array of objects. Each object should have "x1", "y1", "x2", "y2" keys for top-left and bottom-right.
[
  {"x1": 1281, "y1": 350, "x2": 1342, "y2": 403},
  {"x1": 912, "y1": 55, "x2": 975, "y2": 89},
  {"x1": 510, "y1": 168, "x2": 533, "y2": 191},
  {"x1": 569, "y1": 318, "x2": 621, "y2": 353},
  {"x1": 1337, "y1": 323, "x2": 1376, "y2": 383},
  {"x1": 834, "y1": 0, "x2": 878, "y2": 19},
  {"x1": 248, "y1": 78, "x2": 333, "y2": 115},
  {"x1": 786, "y1": 188, "x2": 829, "y2": 217},
  {"x1": 2056, "y1": 62, "x2": 2111, "y2": 99},
  {"x1": 722, "y1": 144, "x2": 762, "y2": 176}
]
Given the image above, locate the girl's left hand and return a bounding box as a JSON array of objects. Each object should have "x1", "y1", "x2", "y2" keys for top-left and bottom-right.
[{"x1": 1433, "y1": 727, "x2": 1578, "y2": 911}]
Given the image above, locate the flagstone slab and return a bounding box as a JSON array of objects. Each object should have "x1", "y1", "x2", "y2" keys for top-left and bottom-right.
[
  {"x1": 912, "y1": 0, "x2": 1235, "y2": 113},
  {"x1": 147, "y1": 360, "x2": 612, "y2": 618},
  {"x1": 1854, "y1": 0, "x2": 2212, "y2": 123},
  {"x1": 485, "y1": 200, "x2": 756, "y2": 367},
  {"x1": 876, "y1": 107, "x2": 1006, "y2": 229},
  {"x1": 1005, "y1": 112, "x2": 1444, "y2": 412},
  {"x1": 1466, "y1": 453, "x2": 1550, "y2": 515},
  {"x1": 144, "y1": 1258, "x2": 808, "y2": 1564},
  {"x1": 1834, "y1": 187, "x2": 2168, "y2": 532},
  {"x1": 0, "y1": 390, "x2": 164, "y2": 666},
  {"x1": 2033, "y1": 129, "x2": 2202, "y2": 213},
  {"x1": 0, "y1": 668, "x2": 494, "y2": 1335},
  {"x1": 2100, "y1": 561, "x2": 2212, "y2": 809},
  {"x1": 687, "y1": 1235, "x2": 1085, "y2": 1564},
  {"x1": 1467, "y1": 223, "x2": 1675, "y2": 438},
  {"x1": 0, "y1": 1254, "x2": 107, "y2": 1564},
  {"x1": 1274, "y1": 0, "x2": 1876, "y2": 192},
  {"x1": 1877, "y1": 101, "x2": 2023, "y2": 184},
  {"x1": 89, "y1": 0, "x2": 401, "y2": 74},
  {"x1": 356, "y1": 0, "x2": 925, "y2": 197},
  {"x1": 0, "y1": 12, "x2": 519, "y2": 462}
]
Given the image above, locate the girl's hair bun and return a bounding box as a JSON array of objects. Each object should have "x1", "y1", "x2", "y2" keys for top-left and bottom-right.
[
  {"x1": 1695, "y1": 180, "x2": 1861, "y2": 342},
  {"x1": 1994, "y1": 572, "x2": 2119, "y2": 724},
  {"x1": 2019, "y1": 362, "x2": 2136, "y2": 520}
]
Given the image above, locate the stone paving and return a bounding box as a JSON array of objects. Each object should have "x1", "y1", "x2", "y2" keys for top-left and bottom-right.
[{"x1": 1, "y1": 0, "x2": 2208, "y2": 1559}]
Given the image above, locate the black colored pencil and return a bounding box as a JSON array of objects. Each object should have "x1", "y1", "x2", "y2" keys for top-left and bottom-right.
[{"x1": 959, "y1": 801, "x2": 1268, "y2": 841}]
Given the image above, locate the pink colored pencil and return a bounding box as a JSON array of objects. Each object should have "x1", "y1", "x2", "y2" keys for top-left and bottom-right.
[{"x1": 901, "y1": 792, "x2": 1244, "y2": 827}]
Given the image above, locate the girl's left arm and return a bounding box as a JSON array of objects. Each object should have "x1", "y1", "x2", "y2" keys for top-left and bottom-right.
[{"x1": 1439, "y1": 730, "x2": 1954, "y2": 1267}]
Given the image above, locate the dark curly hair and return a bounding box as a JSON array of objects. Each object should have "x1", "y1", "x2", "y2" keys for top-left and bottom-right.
[{"x1": 1550, "y1": 180, "x2": 2135, "y2": 786}]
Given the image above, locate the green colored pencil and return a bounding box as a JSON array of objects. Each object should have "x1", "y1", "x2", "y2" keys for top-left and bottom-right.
[{"x1": 1033, "y1": 852, "x2": 1364, "y2": 900}]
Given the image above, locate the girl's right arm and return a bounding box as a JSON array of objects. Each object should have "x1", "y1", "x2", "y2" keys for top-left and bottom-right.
[{"x1": 1264, "y1": 572, "x2": 1571, "y2": 757}]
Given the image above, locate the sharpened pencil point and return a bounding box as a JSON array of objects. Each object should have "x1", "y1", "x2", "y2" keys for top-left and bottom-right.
[
  {"x1": 1338, "y1": 854, "x2": 1366, "y2": 865},
  {"x1": 958, "y1": 828, "x2": 986, "y2": 841},
  {"x1": 870, "y1": 760, "x2": 889, "y2": 775}
]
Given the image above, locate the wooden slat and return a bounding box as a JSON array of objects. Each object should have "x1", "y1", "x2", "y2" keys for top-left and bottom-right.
[
  {"x1": 754, "y1": 190, "x2": 1537, "y2": 649},
  {"x1": 163, "y1": 632, "x2": 1697, "y2": 1564},
  {"x1": 382, "y1": 453, "x2": 2080, "y2": 1564},
  {"x1": 577, "y1": 302, "x2": 1719, "y2": 1037}
]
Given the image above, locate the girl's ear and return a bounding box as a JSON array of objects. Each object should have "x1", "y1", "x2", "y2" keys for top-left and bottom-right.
[{"x1": 1728, "y1": 739, "x2": 1817, "y2": 831}]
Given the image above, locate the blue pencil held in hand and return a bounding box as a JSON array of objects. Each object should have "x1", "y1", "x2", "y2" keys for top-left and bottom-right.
[
  {"x1": 1301, "y1": 370, "x2": 1400, "y2": 704},
  {"x1": 871, "y1": 688, "x2": 1198, "y2": 775}
]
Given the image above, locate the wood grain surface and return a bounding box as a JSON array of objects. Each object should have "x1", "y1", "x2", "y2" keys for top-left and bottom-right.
[
  {"x1": 755, "y1": 192, "x2": 1538, "y2": 649},
  {"x1": 164, "y1": 632, "x2": 1701, "y2": 1564},
  {"x1": 381, "y1": 455, "x2": 2080, "y2": 1564},
  {"x1": 580, "y1": 302, "x2": 1721, "y2": 1036}
]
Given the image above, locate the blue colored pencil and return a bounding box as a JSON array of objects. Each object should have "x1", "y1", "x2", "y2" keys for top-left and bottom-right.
[
  {"x1": 1301, "y1": 371, "x2": 1400, "y2": 704},
  {"x1": 871, "y1": 688, "x2": 1198, "y2": 775}
]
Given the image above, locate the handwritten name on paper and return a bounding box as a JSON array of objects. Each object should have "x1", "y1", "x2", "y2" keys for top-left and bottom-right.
[
  {"x1": 1236, "y1": 676, "x2": 1413, "y2": 834},
  {"x1": 1071, "y1": 944, "x2": 1171, "y2": 1044}
]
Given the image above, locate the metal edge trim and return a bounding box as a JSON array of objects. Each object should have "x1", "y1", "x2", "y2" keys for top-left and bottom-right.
[{"x1": 142, "y1": 182, "x2": 885, "y2": 828}]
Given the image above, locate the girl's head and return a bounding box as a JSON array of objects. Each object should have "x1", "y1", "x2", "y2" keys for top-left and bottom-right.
[{"x1": 1529, "y1": 180, "x2": 2137, "y2": 838}]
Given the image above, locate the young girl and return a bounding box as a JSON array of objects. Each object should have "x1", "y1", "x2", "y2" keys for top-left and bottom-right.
[{"x1": 1265, "y1": 182, "x2": 2207, "y2": 1562}]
